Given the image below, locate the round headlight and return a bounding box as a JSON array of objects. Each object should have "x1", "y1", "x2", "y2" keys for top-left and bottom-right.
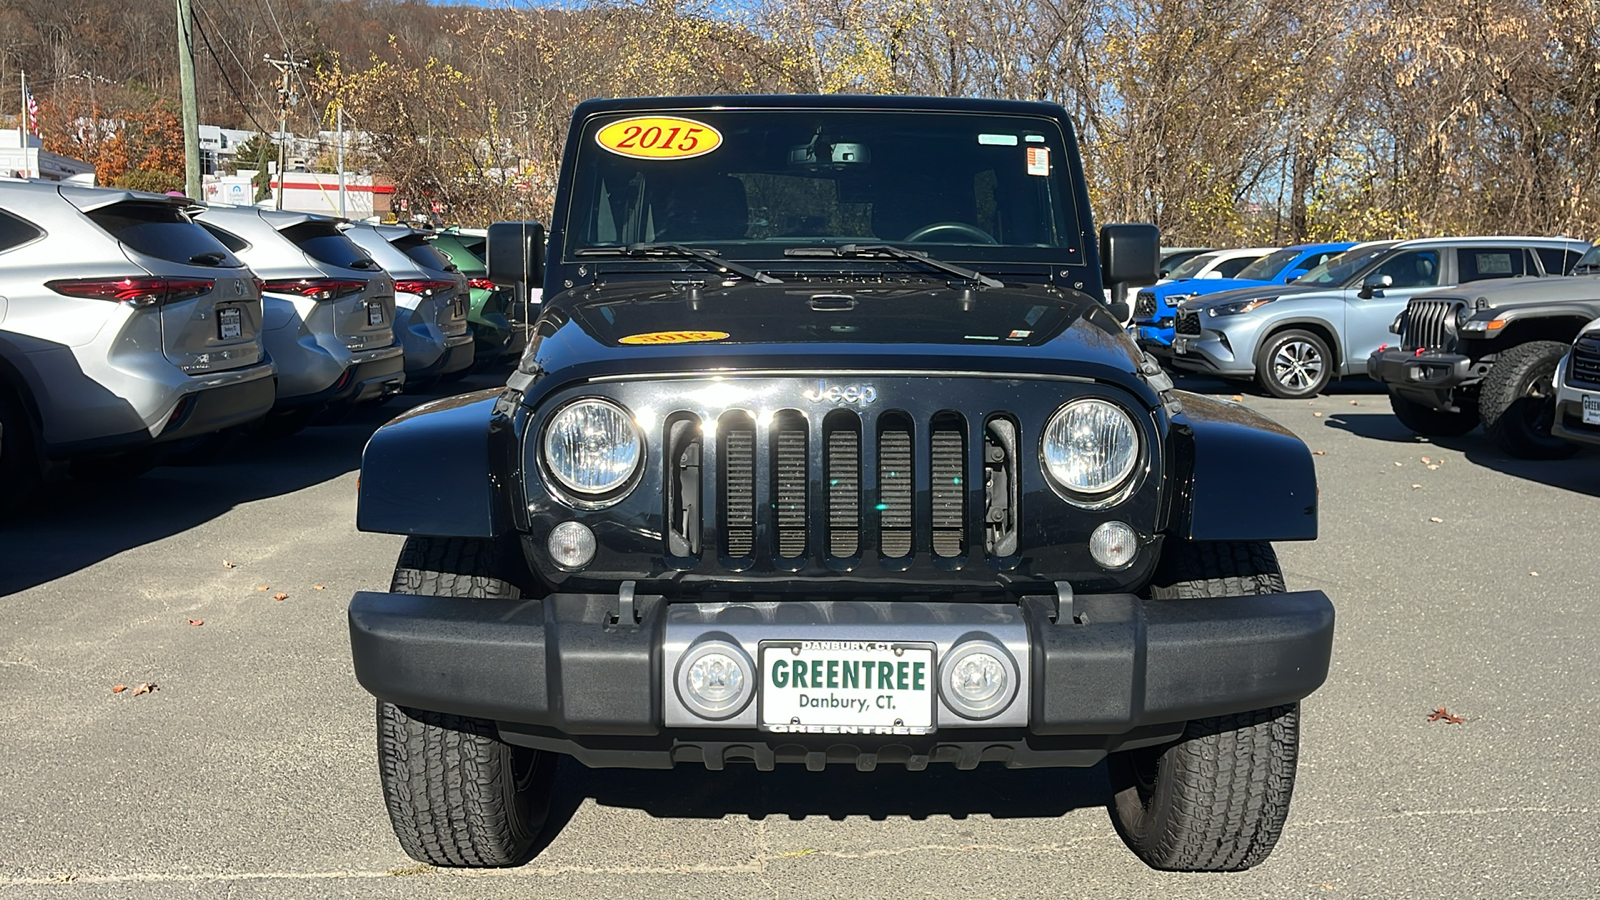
[
  {"x1": 1042, "y1": 399, "x2": 1140, "y2": 499},
  {"x1": 542, "y1": 399, "x2": 643, "y2": 496}
]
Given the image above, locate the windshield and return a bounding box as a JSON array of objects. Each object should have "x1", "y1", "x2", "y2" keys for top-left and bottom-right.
[
  {"x1": 1235, "y1": 247, "x2": 1301, "y2": 282},
  {"x1": 1295, "y1": 244, "x2": 1394, "y2": 286},
  {"x1": 1167, "y1": 253, "x2": 1219, "y2": 280},
  {"x1": 565, "y1": 109, "x2": 1083, "y2": 267}
]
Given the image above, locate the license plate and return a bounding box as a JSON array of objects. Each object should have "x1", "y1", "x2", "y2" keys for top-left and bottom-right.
[
  {"x1": 217, "y1": 306, "x2": 242, "y2": 340},
  {"x1": 760, "y1": 641, "x2": 936, "y2": 734},
  {"x1": 1173, "y1": 337, "x2": 1190, "y2": 354},
  {"x1": 453, "y1": 297, "x2": 466, "y2": 318},
  {"x1": 367, "y1": 302, "x2": 384, "y2": 326},
  {"x1": 1583, "y1": 394, "x2": 1600, "y2": 425}
]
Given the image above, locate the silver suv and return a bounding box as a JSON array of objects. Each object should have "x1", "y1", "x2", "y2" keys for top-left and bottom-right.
[
  {"x1": 345, "y1": 223, "x2": 472, "y2": 387},
  {"x1": 1168, "y1": 236, "x2": 1589, "y2": 398},
  {"x1": 195, "y1": 206, "x2": 404, "y2": 431},
  {"x1": 0, "y1": 181, "x2": 276, "y2": 506}
]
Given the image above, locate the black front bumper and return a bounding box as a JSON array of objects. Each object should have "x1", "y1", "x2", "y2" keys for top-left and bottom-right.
[
  {"x1": 349, "y1": 589, "x2": 1334, "y2": 769},
  {"x1": 1367, "y1": 348, "x2": 1477, "y2": 411}
]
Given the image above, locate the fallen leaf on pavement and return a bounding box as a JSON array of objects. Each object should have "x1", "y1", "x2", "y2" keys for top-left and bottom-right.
[
  {"x1": 1426, "y1": 464, "x2": 1440, "y2": 470},
  {"x1": 1427, "y1": 706, "x2": 1464, "y2": 725},
  {"x1": 1394, "y1": 461, "x2": 1403, "y2": 467},
  {"x1": 1231, "y1": 395, "x2": 1243, "y2": 402},
  {"x1": 223, "y1": 560, "x2": 236, "y2": 569},
  {"x1": 187, "y1": 619, "x2": 204, "y2": 626},
  {"x1": 256, "y1": 585, "x2": 269, "y2": 592},
  {"x1": 273, "y1": 592, "x2": 288, "y2": 601},
  {"x1": 1313, "y1": 411, "x2": 1323, "y2": 417},
  {"x1": 1412, "y1": 483, "x2": 1422, "y2": 489},
  {"x1": 1429, "y1": 516, "x2": 1443, "y2": 523},
  {"x1": 1349, "y1": 400, "x2": 1359, "y2": 406},
  {"x1": 1530, "y1": 571, "x2": 1539, "y2": 577},
  {"x1": 313, "y1": 584, "x2": 325, "y2": 591},
  {"x1": 1421, "y1": 457, "x2": 1431, "y2": 464},
  {"x1": 111, "y1": 684, "x2": 127, "y2": 694},
  {"x1": 1311, "y1": 450, "x2": 1327, "y2": 456},
  {"x1": 130, "y1": 683, "x2": 156, "y2": 697}
]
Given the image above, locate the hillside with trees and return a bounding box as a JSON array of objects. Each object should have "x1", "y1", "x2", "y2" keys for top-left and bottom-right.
[{"x1": 2, "y1": 0, "x2": 1595, "y2": 244}]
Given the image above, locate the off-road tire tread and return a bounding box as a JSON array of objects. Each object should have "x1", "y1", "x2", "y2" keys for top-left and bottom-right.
[
  {"x1": 1110, "y1": 540, "x2": 1300, "y2": 871},
  {"x1": 1478, "y1": 340, "x2": 1579, "y2": 459},
  {"x1": 376, "y1": 536, "x2": 549, "y2": 867},
  {"x1": 1387, "y1": 391, "x2": 1480, "y2": 438}
]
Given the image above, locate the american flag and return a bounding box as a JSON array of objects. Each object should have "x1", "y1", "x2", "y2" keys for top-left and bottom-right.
[{"x1": 24, "y1": 84, "x2": 38, "y2": 134}]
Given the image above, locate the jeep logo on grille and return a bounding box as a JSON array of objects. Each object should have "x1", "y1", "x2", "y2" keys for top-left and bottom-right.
[{"x1": 804, "y1": 382, "x2": 877, "y2": 405}]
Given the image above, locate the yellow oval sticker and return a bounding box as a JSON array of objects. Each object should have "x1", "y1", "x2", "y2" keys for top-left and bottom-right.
[
  {"x1": 596, "y1": 116, "x2": 723, "y2": 160},
  {"x1": 618, "y1": 330, "x2": 730, "y2": 345}
]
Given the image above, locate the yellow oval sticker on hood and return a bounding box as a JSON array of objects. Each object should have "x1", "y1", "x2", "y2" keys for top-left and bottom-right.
[
  {"x1": 596, "y1": 116, "x2": 723, "y2": 160},
  {"x1": 618, "y1": 330, "x2": 730, "y2": 345}
]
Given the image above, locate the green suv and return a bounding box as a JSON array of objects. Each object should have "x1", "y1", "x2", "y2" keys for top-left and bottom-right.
[{"x1": 429, "y1": 227, "x2": 532, "y2": 364}]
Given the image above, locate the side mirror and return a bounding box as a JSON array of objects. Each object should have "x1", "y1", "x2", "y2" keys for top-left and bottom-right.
[
  {"x1": 487, "y1": 220, "x2": 546, "y2": 290},
  {"x1": 1101, "y1": 223, "x2": 1160, "y2": 288},
  {"x1": 1284, "y1": 269, "x2": 1307, "y2": 283},
  {"x1": 1358, "y1": 273, "x2": 1393, "y2": 300}
]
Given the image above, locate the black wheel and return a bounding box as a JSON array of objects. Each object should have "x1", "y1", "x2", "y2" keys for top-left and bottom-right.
[
  {"x1": 0, "y1": 388, "x2": 41, "y2": 515},
  {"x1": 1108, "y1": 541, "x2": 1300, "y2": 872},
  {"x1": 377, "y1": 536, "x2": 558, "y2": 867},
  {"x1": 1388, "y1": 391, "x2": 1479, "y2": 438},
  {"x1": 1479, "y1": 340, "x2": 1579, "y2": 459},
  {"x1": 1256, "y1": 329, "x2": 1332, "y2": 399}
]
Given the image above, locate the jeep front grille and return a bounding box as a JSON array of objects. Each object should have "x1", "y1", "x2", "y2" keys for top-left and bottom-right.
[
  {"x1": 1175, "y1": 310, "x2": 1201, "y2": 335},
  {"x1": 1403, "y1": 299, "x2": 1460, "y2": 352},
  {"x1": 1570, "y1": 334, "x2": 1600, "y2": 388},
  {"x1": 659, "y1": 406, "x2": 1019, "y2": 567},
  {"x1": 1134, "y1": 290, "x2": 1157, "y2": 320}
]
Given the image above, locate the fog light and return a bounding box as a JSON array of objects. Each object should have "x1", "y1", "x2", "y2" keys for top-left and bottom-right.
[
  {"x1": 939, "y1": 640, "x2": 1018, "y2": 719},
  {"x1": 1090, "y1": 520, "x2": 1138, "y2": 569},
  {"x1": 547, "y1": 521, "x2": 596, "y2": 569},
  {"x1": 675, "y1": 640, "x2": 753, "y2": 719}
]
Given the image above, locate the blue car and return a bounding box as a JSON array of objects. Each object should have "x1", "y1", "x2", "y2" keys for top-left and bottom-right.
[{"x1": 1131, "y1": 242, "x2": 1355, "y2": 353}]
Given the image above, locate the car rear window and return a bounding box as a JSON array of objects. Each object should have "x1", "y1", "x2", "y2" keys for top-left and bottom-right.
[
  {"x1": 198, "y1": 222, "x2": 251, "y2": 253},
  {"x1": 282, "y1": 222, "x2": 377, "y2": 270},
  {"x1": 85, "y1": 202, "x2": 242, "y2": 267},
  {"x1": 0, "y1": 208, "x2": 44, "y2": 253},
  {"x1": 395, "y1": 235, "x2": 456, "y2": 273},
  {"x1": 1456, "y1": 247, "x2": 1527, "y2": 282}
]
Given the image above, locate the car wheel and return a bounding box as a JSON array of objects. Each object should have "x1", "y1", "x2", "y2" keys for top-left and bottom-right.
[
  {"x1": 0, "y1": 389, "x2": 41, "y2": 515},
  {"x1": 1478, "y1": 340, "x2": 1579, "y2": 460},
  {"x1": 1107, "y1": 541, "x2": 1300, "y2": 872},
  {"x1": 1388, "y1": 391, "x2": 1479, "y2": 438},
  {"x1": 1256, "y1": 329, "x2": 1333, "y2": 399},
  {"x1": 377, "y1": 536, "x2": 559, "y2": 867}
]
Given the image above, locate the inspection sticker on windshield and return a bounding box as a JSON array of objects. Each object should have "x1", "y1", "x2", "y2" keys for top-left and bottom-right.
[
  {"x1": 1027, "y1": 147, "x2": 1050, "y2": 176},
  {"x1": 618, "y1": 330, "x2": 730, "y2": 345},
  {"x1": 596, "y1": 116, "x2": 722, "y2": 160},
  {"x1": 760, "y1": 641, "x2": 936, "y2": 735}
]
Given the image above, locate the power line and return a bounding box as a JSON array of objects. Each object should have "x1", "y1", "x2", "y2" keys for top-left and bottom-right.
[
  {"x1": 193, "y1": 12, "x2": 274, "y2": 136},
  {"x1": 195, "y1": 0, "x2": 272, "y2": 111}
]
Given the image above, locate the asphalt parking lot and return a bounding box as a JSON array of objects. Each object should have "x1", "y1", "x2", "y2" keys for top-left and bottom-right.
[{"x1": 2, "y1": 371, "x2": 1596, "y2": 899}]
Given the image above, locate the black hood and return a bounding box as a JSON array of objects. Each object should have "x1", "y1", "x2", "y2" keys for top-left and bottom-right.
[{"x1": 518, "y1": 278, "x2": 1151, "y2": 395}]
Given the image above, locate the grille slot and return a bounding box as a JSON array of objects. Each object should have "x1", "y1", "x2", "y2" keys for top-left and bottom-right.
[
  {"x1": 930, "y1": 422, "x2": 965, "y2": 557},
  {"x1": 1134, "y1": 290, "x2": 1157, "y2": 320},
  {"x1": 878, "y1": 425, "x2": 914, "y2": 558},
  {"x1": 721, "y1": 415, "x2": 756, "y2": 558},
  {"x1": 1571, "y1": 335, "x2": 1600, "y2": 388},
  {"x1": 825, "y1": 421, "x2": 861, "y2": 557},
  {"x1": 773, "y1": 415, "x2": 808, "y2": 558},
  {"x1": 1175, "y1": 310, "x2": 1201, "y2": 335}
]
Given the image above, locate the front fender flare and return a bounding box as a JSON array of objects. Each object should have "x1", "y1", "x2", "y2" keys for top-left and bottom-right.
[
  {"x1": 1166, "y1": 392, "x2": 1317, "y2": 541},
  {"x1": 357, "y1": 389, "x2": 517, "y2": 537}
]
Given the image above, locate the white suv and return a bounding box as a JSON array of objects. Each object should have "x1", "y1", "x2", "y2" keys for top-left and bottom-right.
[
  {"x1": 1552, "y1": 315, "x2": 1600, "y2": 449},
  {"x1": 0, "y1": 182, "x2": 275, "y2": 508}
]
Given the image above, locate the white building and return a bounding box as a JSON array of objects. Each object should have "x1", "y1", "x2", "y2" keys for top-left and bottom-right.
[{"x1": 0, "y1": 132, "x2": 95, "y2": 182}]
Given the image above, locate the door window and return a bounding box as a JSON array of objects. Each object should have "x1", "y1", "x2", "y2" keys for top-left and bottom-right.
[
  {"x1": 1456, "y1": 247, "x2": 1526, "y2": 282},
  {"x1": 1372, "y1": 250, "x2": 1440, "y2": 289}
]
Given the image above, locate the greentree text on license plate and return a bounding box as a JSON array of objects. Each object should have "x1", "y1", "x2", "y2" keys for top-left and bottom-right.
[
  {"x1": 217, "y1": 306, "x2": 242, "y2": 340},
  {"x1": 760, "y1": 641, "x2": 935, "y2": 734},
  {"x1": 1583, "y1": 394, "x2": 1600, "y2": 425}
]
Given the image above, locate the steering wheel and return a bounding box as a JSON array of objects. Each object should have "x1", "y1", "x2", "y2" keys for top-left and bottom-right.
[{"x1": 903, "y1": 221, "x2": 997, "y2": 244}]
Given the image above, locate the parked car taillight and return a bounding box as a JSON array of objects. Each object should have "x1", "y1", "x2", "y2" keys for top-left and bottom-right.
[
  {"x1": 468, "y1": 277, "x2": 496, "y2": 291},
  {"x1": 393, "y1": 279, "x2": 458, "y2": 297},
  {"x1": 261, "y1": 278, "x2": 368, "y2": 301},
  {"x1": 46, "y1": 277, "x2": 215, "y2": 308}
]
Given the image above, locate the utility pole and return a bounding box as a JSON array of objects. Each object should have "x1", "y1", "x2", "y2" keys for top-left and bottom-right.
[
  {"x1": 175, "y1": 0, "x2": 201, "y2": 198},
  {"x1": 264, "y1": 55, "x2": 305, "y2": 210}
]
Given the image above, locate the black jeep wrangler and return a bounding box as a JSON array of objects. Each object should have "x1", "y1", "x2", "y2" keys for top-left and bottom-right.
[
  {"x1": 1368, "y1": 242, "x2": 1599, "y2": 458},
  {"x1": 348, "y1": 95, "x2": 1334, "y2": 873}
]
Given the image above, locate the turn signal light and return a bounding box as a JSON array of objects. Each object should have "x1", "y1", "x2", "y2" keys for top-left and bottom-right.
[
  {"x1": 261, "y1": 278, "x2": 367, "y2": 301},
  {"x1": 47, "y1": 277, "x2": 215, "y2": 308}
]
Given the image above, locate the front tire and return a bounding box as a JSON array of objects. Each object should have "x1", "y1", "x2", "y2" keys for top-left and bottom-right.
[
  {"x1": 0, "y1": 389, "x2": 41, "y2": 515},
  {"x1": 1479, "y1": 341, "x2": 1579, "y2": 459},
  {"x1": 1388, "y1": 391, "x2": 1479, "y2": 438},
  {"x1": 376, "y1": 536, "x2": 558, "y2": 867},
  {"x1": 1256, "y1": 329, "x2": 1333, "y2": 398},
  {"x1": 1107, "y1": 541, "x2": 1301, "y2": 871}
]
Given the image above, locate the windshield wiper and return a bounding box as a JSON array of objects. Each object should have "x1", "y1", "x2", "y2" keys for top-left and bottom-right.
[
  {"x1": 576, "y1": 242, "x2": 781, "y2": 284},
  {"x1": 784, "y1": 243, "x2": 1002, "y2": 288}
]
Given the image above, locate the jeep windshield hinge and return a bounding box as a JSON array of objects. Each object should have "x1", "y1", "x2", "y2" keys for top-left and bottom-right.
[
  {"x1": 612, "y1": 580, "x2": 640, "y2": 627},
  {"x1": 1054, "y1": 581, "x2": 1084, "y2": 626}
]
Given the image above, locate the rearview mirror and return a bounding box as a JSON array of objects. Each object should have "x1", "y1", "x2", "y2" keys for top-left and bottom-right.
[{"x1": 487, "y1": 221, "x2": 546, "y2": 290}]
